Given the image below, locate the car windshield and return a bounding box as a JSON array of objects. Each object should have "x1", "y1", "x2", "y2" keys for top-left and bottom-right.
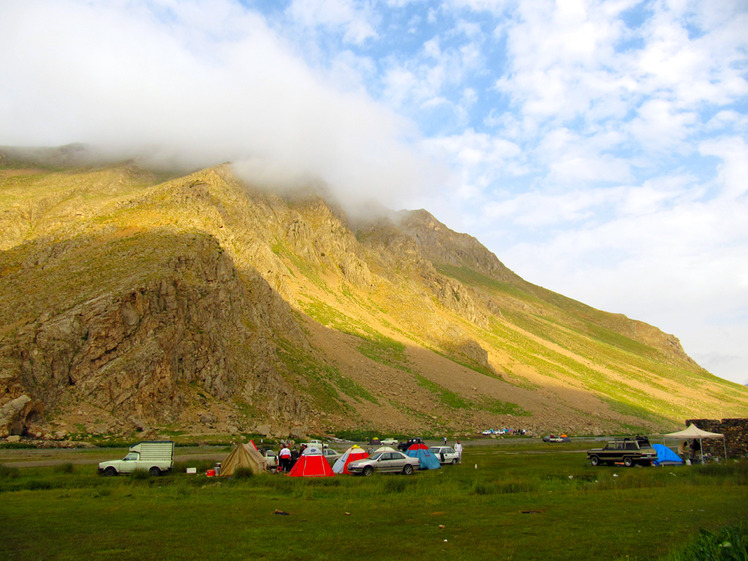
[{"x1": 369, "y1": 453, "x2": 384, "y2": 461}]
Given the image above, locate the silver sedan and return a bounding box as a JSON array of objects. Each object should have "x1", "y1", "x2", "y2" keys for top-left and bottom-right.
[{"x1": 347, "y1": 451, "x2": 420, "y2": 476}]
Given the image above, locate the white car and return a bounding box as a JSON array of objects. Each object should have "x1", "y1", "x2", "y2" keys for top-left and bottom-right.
[
  {"x1": 381, "y1": 438, "x2": 399, "y2": 445},
  {"x1": 429, "y1": 446, "x2": 460, "y2": 465},
  {"x1": 263, "y1": 450, "x2": 278, "y2": 469}
]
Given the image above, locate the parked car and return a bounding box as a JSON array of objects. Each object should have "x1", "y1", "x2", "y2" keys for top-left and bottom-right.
[
  {"x1": 587, "y1": 437, "x2": 657, "y2": 467},
  {"x1": 347, "y1": 450, "x2": 420, "y2": 476},
  {"x1": 381, "y1": 438, "x2": 399, "y2": 445},
  {"x1": 98, "y1": 441, "x2": 174, "y2": 477},
  {"x1": 263, "y1": 449, "x2": 278, "y2": 469},
  {"x1": 542, "y1": 435, "x2": 571, "y2": 443},
  {"x1": 321, "y1": 447, "x2": 341, "y2": 466},
  {"x1": 481, "y1": 429, "x2": 507, "y2": 435},
  {"x1": 397, "y1": 438, "x2": 424, "y2": 452},
  {"x1": 429, "y1": 446, "x2": 460, "y2": 465}
]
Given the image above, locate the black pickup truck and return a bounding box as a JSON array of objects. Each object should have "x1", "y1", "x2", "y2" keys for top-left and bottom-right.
[{"x1": 587, "y1": 437, "x2": 657, "y2": 467}]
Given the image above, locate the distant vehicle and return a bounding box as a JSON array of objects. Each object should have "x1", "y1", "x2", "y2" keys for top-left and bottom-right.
[
  {"x1": 321, "y1": 448, "x2": 341, "y2": 466},
  {"x1": 397, "y1": 438, "x2": 424, "y2": 452},
  {"x1": 98, "y1": 441, "x2": 174, "y2": 477},
  {"x1": 381, "y1": 438, "x2": 399, "y2": 445},
  {"x1": 429, "y1": 446, "x2": 459, "y2": 465},
  {"x1": 263, "y1": 449, "x2": 278, "y2": 469},
  {"x1": 587, "y1": 437, "x2": 657, "y2": 467},
  {"x1": 543, "y1": 435, "x2": 571, "y2": 443},
  {"x1": 347, "y1": 450, "x2": 420, "y2": 476},
  {"x1": 302, "y1": 440, "x2": 324, "y2": 448}
]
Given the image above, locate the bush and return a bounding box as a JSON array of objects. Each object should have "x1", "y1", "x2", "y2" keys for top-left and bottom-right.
[
  {"x1": 53, "y1": 463, "x2": 74, "y2": 474},
  {"x1": 663, "y1": 525, "x2": 748, "y2": 560},
  {"x1": 232, "y1": 467, "x2": 254, "y2": 479}
]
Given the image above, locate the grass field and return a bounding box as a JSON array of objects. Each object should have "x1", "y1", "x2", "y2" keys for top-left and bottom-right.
[{"x1": 0, "y1": 442, "x2": 746, "y2": 561}]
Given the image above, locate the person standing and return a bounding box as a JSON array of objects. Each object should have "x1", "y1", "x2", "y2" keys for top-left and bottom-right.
[
  {"x1": 454, "y1": 440, "x2": 463, "y2": 464},
  {"x1": 279, "y1": 444, "x2": 292, "y2": 472},
  {"x1": 677, "y1": 440, "x2": 688, "y2": 461}
]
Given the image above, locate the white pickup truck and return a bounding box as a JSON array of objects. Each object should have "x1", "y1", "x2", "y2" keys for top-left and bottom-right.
[{"x1": 98, "y1": 441, "x2": 174, "y2": 476}]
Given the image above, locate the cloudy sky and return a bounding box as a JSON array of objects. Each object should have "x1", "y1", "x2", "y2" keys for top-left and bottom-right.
[{"x1": 1, "y1": 0, "x2": 747, "y2": 385}]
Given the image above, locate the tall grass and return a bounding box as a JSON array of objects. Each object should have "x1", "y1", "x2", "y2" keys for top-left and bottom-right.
[{"x1": 662, "y1": 525, "x2": 748, "y2": 561}]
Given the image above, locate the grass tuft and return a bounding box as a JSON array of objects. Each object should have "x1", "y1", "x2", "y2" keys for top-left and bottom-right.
[
  {"x1": 232, "y1": 467, "x2": 254, "y2": 479},
  {"x1": 662, "y1": 525, "x2": 748, "y2": 561}
]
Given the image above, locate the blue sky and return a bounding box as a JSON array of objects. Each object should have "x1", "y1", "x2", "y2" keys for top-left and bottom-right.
[{"x1": 1, "y1": 0, "x2": 747, "y2": 385}]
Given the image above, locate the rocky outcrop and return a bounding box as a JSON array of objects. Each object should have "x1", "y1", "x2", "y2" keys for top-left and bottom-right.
[
  {"x1": 398, "y1": 209, "x2": 519, "y2": 282},
  {"x1": 0, "y1": 230, "x2": 309, "y2": 437}
]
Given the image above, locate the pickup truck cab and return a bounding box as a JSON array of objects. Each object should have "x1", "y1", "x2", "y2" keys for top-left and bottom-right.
[
  {"x1": 98, "y1": 441, "x2": 174, "y2": 476},
  {"x1": 587, "y1": 437, "x2": 657, "y2": 467}
]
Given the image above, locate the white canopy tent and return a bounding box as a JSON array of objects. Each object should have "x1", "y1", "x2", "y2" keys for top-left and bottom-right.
[{"x1": 663, "y1": 424, "x2": 727, "y2": 463}]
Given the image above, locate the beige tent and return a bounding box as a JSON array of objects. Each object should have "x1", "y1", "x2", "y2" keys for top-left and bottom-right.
[
  {"x1": 371, "y1": 446, "x2": 399, "y2": 455},
  {"x1": 663, "y1": 423, "x2": 727, "y2": 462},
  {"x1": 220, "y1": 443, "x2": 266, "y2": 476}
]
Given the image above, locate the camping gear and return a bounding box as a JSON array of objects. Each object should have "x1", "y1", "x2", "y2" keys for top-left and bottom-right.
[
  {"x1": 220, "y1": 443, "x2": 267, "y2": 476},
  {"x1": 406, "y1": 443, "x2": 441, "y2": 470},
  {"x1": 288, "y1": 447, "x2": 335, "y2": 477},
  {"x1": 332, "y1": 445, "x2": 369, "y2": 474},
  {"x1": 662, "y1": 424, "x2": 727, "y2": 463},
  {"x1": 652, "y1": 444, "x2": 684, "y2": 466}
]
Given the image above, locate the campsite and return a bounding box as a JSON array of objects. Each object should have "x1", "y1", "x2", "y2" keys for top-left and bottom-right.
[{"x1": 1, "y1": 437, "x2": 746, "y2": 561}]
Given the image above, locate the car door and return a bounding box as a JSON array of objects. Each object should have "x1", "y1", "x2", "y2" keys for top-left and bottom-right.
[
  {"x1": 389, "y1": 452, "x2": 408, "y2": 471},
  {"x1": 376, "y1": 452, "x2": 398, "y2": 472}
]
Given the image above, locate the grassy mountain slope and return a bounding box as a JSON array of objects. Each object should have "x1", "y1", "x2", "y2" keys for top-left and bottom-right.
[{"x1": 1, "y1": 149, "x2": 746, "y2": 439}]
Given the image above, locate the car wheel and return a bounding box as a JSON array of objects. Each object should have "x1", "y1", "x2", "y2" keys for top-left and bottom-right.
[
  {"x1": 362, "y1": 466, "x2": 374, "y2": 477},
  {"x1": 590, "y1": 455, "x2": 600, "y2": 467},
  {"x1": 104, "y1": 467, "x2": 117, "y2": 477},
  {"x1": 149, "y1": 466, "x2": 161, "y2": 477},
  {"x1": 403, "y1": 464, "x2": 414, "y2": 475},
  {"x1": 623, "y1": 456, "x2": 634, "y2": 468},
  {"x1": 452, "y1": 459, "x2": 458, "y2": 465}
]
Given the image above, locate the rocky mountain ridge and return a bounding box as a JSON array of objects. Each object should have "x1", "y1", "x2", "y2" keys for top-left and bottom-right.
[{"x1": 1, "y1": 149, "x2": 747, "y2": 440}]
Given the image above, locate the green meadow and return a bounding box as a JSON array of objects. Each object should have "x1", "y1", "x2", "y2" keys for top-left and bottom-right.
[{"x1": 0, "y1": 442, "x2": 746, "y2": 561}]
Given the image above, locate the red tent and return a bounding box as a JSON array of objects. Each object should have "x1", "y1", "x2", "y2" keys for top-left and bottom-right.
[
  {"x1": 288, "y1": 448, "x2": 335, "y2": 477},
  {"x1": 332, "y1": 445, "x2": 369, "y2": 474}
]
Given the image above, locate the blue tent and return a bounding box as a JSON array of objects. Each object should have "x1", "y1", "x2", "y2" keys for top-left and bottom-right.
[
  {"x1": 653, "y1": 444, "x2": 684, "y2": 466},
  {"x1": 406, "y1": 444, "x2": 441, "y2": 470}
]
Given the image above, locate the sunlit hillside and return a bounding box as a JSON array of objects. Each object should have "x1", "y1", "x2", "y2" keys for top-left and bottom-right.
[{"x1": 1, "y1": 147, "x2": 746, "y2": 440}]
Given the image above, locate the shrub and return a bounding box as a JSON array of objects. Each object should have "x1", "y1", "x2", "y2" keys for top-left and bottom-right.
[
  {"x1": 233, "y1": 467, "x2": 254, "y2": 479},
  {"x1": 662, "y1": 525, "x2": 748, "y2": 561}
]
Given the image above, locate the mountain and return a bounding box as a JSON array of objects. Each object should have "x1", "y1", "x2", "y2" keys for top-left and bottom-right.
[{"x1": 1, "y1": 146, "x2": 747, "y2": 440}]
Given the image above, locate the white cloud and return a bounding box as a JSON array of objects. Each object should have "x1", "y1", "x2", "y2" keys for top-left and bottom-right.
[
  {"x1": 0, "y1": 0, "x2": 436, "y2": 212},
  {"x1": 286, "y1": 0, "x2": 378, "y2": 45}
]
